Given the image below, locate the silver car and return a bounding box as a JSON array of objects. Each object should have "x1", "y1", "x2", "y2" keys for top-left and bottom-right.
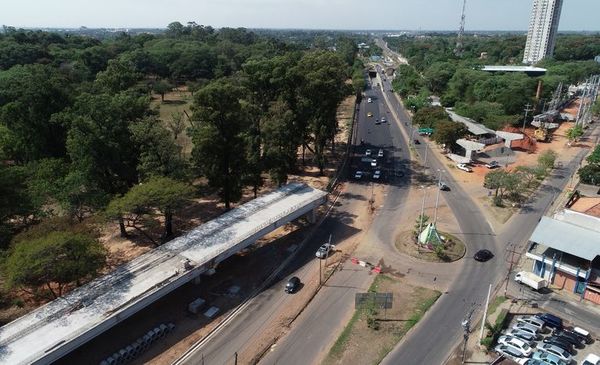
[
  {"x1": 536, "y1": 343, "x2": 572, "y2": 363},
  {"x1": 495, "y1": 344, "x2": 527, "y2": 361},
  {"x1": 517, "y1": 316, "x2": 545, "y2": 330},
  {"x1": 512, "y1": 322, "x2": 540, "y2": 336}
]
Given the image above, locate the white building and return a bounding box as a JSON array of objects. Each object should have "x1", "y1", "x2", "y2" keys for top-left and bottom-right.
[{"x1": 522, "y1": 0, "x2": 563, "y2": 64}]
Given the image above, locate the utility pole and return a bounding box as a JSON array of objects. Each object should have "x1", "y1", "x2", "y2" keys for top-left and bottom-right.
[
  {"x1": 479, "y1": 284, "x2": 492, "y2": 343},
  {"x1": 418, "y1": 186, "x2": 428, "y2": 236},
  {"x1": 504, "y1": 243, "x2": 521, "y2": 297},
  {"x1": 521, "y1": 103, "x2": 533, "y2": 133}
]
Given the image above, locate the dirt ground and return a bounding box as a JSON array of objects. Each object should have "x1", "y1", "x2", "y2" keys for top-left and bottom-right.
[
  {"x1": 324, "y1": 274, "x2": 440, "y2": 365},
  {"x1": 426, "y1": 119, "x2": 592, "y2": 231}
]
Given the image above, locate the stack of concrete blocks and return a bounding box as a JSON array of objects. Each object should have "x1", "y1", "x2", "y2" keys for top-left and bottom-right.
[{"x1": 99, "y1": 323, "x2": 175, "y2": 365}]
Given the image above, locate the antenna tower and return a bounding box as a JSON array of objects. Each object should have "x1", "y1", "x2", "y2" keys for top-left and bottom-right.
[{"x1": 454, "y1": 0, "x2": 467, "y2": 56}]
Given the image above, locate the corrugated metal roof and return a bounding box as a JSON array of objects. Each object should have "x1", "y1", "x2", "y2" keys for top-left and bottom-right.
[
  {"x1": 530, "y1": 216, "x2": 600, "y2": 261},
  {"x1": 553, "y1": 209, "x2": 600, "y2": 232}
]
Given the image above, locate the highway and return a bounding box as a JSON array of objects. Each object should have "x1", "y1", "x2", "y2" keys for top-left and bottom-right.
[{"x1": 176, "y1": 59, "x2": 593, "y2": 365}]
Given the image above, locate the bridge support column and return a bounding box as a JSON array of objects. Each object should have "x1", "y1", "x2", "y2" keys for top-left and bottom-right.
[{"x1": 307, "y1": 208, "x2": 317, "y2": 224}]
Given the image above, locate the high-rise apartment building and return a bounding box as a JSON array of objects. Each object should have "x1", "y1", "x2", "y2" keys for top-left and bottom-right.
[{"x1": 523, "y1": 0, "x2": 563, "y2": 64}]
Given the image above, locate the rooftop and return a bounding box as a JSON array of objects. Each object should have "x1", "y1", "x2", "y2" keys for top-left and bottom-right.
[
  {"x1": 481, "y1": 65, "x2": 547, "y2": 75},
  {"x1": 0, "y1": 183, "x2": 327, "y2": 365},
  {"x1": 446, "y1": 109, "x2": 496, "y2": 136},
  {"x1": 529, "y1": 216, "x2": 600, "y2": 262}
]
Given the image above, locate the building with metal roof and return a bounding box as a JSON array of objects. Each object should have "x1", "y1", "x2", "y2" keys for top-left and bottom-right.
[
  {"x1": 0, "y1": 183, "x2": 327, "y2": 365},
  {"x1": 526, "y1": 210, "x2": 600, "y2": 305},
  {"x1": 481, "y1": 65, "x2": 547, "y2": 76}
]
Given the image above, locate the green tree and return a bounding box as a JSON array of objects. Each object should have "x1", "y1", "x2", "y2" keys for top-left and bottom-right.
[
  {"x1": 129, "y1": 117, "x2": 188, "y2": 181},
  {"x1": 152, "y1": 79, "x2": 173, "y2": 102},
  {"x1": 0, "y1": 64, "x2": 72, "y2": 162},
  {"x1": 167, "y1": 111, "x2": 186, "y2": 141},
  {"x1": 95, "y1": 59, "x2": 141, "y2": 93},
  {"x1": 431, "y1": 120, "x2": 468, "y2": 149},
  {"x1": 295, "y1": 50, "x2": 349, "y2": 174},
  {"x1": 538, "y1": 149, "x2": 558, "y2": 171},
  {"x1": 190, "y1": 79, "x2": 248, "y2": 210},
  {"x1": 106, "y1": 176, "x2": 194, "y2": 242},
  {"x1": 578, "y1": 165, "x2": 600, "y2": 186},
  {"x1": 4, "y1": 231, "x2": 106, "y2": 298},
  {"x1": 586, "y1": 144, "x2": 600, "y2": 165},
  {"x1": 566, "y1": 125, "x2": 584, "y2": 143},
  {"x1": 412, "y1": 106, "x2": 449, "y2": 128},
  {"x1": 263, "y1": 99, "x2": 299, "y2": 185}
]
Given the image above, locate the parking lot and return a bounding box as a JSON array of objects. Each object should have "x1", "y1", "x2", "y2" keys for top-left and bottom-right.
[{"x1": 495, "y1": 312, "x2": 600, "y2": 365}]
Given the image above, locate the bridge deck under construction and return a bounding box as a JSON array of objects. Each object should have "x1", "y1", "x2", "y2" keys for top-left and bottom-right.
[{"x1": 0, "y1": 183, "x2": 327, "y2": 365}]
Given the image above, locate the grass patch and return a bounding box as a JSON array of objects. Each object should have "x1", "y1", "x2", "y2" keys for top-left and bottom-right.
[
  {"x1": 325, "y1": 275, "x2": 441, "y2": 365},
  {"x1": 486, "y1": 296, "x2": 507, "y2": 317},
  {"x1": 395, "y1": 230, "x2": 466, "y2": 263}
]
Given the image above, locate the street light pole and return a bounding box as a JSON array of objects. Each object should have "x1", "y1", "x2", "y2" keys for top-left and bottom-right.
[
  {"x1": 522, "y1": 103, "x2": 533, "y2": 133},
  {"x1": 424, "y1": 143, "x2": 429, "y2": 167},
  {"x1": 433, "y1": 169, "x2": 442, "y2": 225}
]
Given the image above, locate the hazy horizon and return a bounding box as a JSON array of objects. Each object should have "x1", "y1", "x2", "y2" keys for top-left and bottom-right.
[{"x1": 2, "y1": 0, "x2": 600, "y2": 32}]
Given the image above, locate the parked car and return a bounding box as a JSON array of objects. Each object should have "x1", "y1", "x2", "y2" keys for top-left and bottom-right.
[
  {"x1": 531, "y1": 350, "x2": 567, "y2": 365},
  {"x1": 512, "y1": 322, "x2": 540, "y2": 336},
  {"x1": 367, "y1": 97, "x2": 372, "y2": 103},
  {"x1": 456, "y1": 163, "x2": 473, "y2": 172},
  {"x1": 485, "y1": 161, "x2": 500, "y2": 169},
  {"x1": 536, "y1": 343, "x2": 572, "y2": 363},
  {"x1": 553, "y1": 330, "x2": 585, "y2": 348},
  {"x1": 498, "y1": 335, "x2": 533, "y2": 356},
  {"x1": 517, "y1": 316, "x2": 546, "y2": 331},
  {"x1": 370, "y1": 159, "x2": 377, "y2": 167},
  {"x1": 354, "y1": 171, "x2": 363, "y2": 179},
  {"x1": 572, "y1": 326, "x2": 593, "y2": 344},
  {"x1": 285, "y1": 276, "x2": 301, "y2": 293},
  {"x1": 509, "y1": 329, "x2": 538, "y2": 343},
  {"x1": 542, "y1": 336, "x2": 574, "y2": 354},
  {"x1": 516, "y1": 360, "x2": 548, "y2": 365},
  {"x1": 315, "y1": 243, "x2": 334, "y2": 259},
  {"x1": 535, "y1": 313, "x2": 563, "y2": 329},
  {"x1": 373, "y1": 170, "x2": 381, "y2": 180},
  {"x1": 474, "y1": 249, "x2": 493, "y2": 262},
  {"x1": 495, "y1": 344, "x2": 527, "y2": 361},
  {"x1": 378, "y1": 149, "x2": 384, "y2": 157},
  {"x1": 365, "y1": 149, "x2": 372, "y2": 156},
  {"x1": 582, "y1": 354, "x2": 600, "y2": 365}
]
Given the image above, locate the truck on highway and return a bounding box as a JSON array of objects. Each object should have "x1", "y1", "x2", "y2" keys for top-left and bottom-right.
[{"x1": 514, "y1": 271, "x2": 548, "y2": 291}]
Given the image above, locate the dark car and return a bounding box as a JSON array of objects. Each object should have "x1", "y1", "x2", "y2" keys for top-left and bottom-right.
[
  {"x1": 474, "y1": 249, "x2": 494, "y2": 262},
  {"x1": 413, "y1": 139, "x2": 421, "y2": 144},
  {"x1": 542, "y1": 337, "x2": 574, "y2": 354},
  {"x1": 285, "y1": 276, "x2": 301, "y2": 294},
  {"x1": 535, "y1": 313, "x2": 563, "y2": 330},
  {"x1": 439, "y1": 182, "x2": 450, "y2": 191},
  {"x1": 558, "y1": 327, "x2": 591, "y2": 344},
  {"x1": 552, "y1": 332, "x2": 584, "y2": 348}
]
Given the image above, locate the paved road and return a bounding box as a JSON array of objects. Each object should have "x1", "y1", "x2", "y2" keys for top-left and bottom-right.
[{"x1": 259, "y1": 74, "x2": 409, "y2": 365}]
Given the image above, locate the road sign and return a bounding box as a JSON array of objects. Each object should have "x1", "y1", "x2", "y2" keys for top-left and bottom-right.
[{"x1": 355, "y1": 292, "x2": 393, "y2": 309}]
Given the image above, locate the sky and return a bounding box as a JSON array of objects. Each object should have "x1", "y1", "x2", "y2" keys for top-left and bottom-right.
[{"x1": 2, "y1": 0, "x2": 600, "y2": 31}]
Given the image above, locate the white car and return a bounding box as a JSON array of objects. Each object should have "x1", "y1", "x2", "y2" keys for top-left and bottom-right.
[
  {"x1": 495, "y1": 344, "x2": 527, "y2": 361},
  {"x1": 354, "y1": 171, "x2": 363, "y2": 179},
  {"x1": 371, "y1": 159, "x2": 377, "y2": 167},
  {"x1": 315, "y1": 243, "x2": 335, "y2": 259},
  {"x1": 378, "y1": 149, "x2": 384, "y2": 157},
  {"x1": 380, "y1": 117, "x2": 386, "y2": 123},
  {"x1": 517, "y1": 316, "x2": 545, "y2": 330},
  {"x1": 367, "y1": 97, "x2": 372, "y2": 103},
  {"x1": 365, "y1": 149, "x2": 372, "y2": 157},
  {"x1": 498, "y1": 335, "x2": 533, "y2": 356},
  {"x1": 456, "y1": 163, "x2": 472, "y2": 172},
  {"x1": 582, "y1": 354, "x2": 600, "y2": 365},
  {"x1": 536, "y1": 343, "x2": 572, "y2": 363},
  {"x1": 373, "y1": 170, "x2": 381, "y2": 179},
  {"x1": 512, "y1": 322, "x2": 540, "y2": 336}
]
